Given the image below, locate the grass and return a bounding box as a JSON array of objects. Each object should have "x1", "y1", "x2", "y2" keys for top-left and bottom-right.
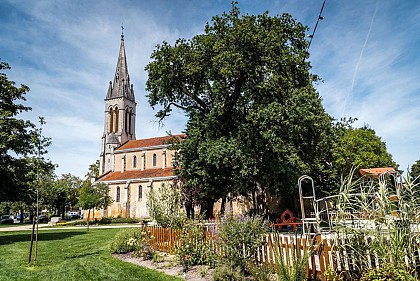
[{"x1": 0, "y1": 228, "x2": 181, "y2": 281}]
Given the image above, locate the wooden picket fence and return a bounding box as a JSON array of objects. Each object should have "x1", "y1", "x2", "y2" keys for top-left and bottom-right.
[
  {"x1": 142, "y1": 225, "x2": 178, "y2": 254},
  {"x1": 142, "y1": 225, "x2": 334, "y2": 280},
  {"x1": 138, "y1": 225, "x2": 420, "y2": 280}
]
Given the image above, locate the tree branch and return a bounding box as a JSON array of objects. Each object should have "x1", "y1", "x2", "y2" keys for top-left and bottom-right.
[
  {"x1": 179, "y1": 83, "x2": 209, "y2": 113},
  {"x1": 223, "y1": 73, "x2": 246, "y2": 114}
]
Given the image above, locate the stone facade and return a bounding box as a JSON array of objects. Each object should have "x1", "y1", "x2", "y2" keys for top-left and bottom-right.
[{"x1": 93, "y1": 33, "x2": 181, "y2": 219}]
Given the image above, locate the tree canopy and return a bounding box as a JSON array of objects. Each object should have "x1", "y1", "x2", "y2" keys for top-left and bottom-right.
[
  {"x1": 0, "y1": 61, "x2": 35, "y2": 201},
  {"x1": 146, "y1": 5, "x2": 333, "y2": 216},
  {"x1": 41, "y1": 174, "x2": 81, "y2": 218},
  {"x1": 0, "y1": 61, "x2": 54, "y2": 206},
  {"x1": 410, "y1": 160, "x2": 420, "y2": 181},
  {"x1": 78, "y1": 162, "x2": 112, "y2": 228},
  {"x1": 332, "y1": 120, "x2": 397, "y2": 179}
]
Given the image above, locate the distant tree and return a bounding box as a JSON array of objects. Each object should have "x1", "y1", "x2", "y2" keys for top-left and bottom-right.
[
  {"x1": 41, "y1": 174, "x2": 82, "y2": 218},
  {"x1": 78, "y1": 163, "x2": 112, "y2": 230},
  {"x1": 332, "y1": 120, "x2": 397, "y2": 181},
  {"x1": 146, "y1": 4, "x2": 333, "y2": 216},
  {"x1": 410, "y1": 160, "x2": 420, "y2": 181}
]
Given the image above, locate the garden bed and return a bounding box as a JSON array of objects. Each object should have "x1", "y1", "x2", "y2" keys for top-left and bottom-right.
[{"x1": 114, "y1": 252, "x2": 215, "y2": 280}]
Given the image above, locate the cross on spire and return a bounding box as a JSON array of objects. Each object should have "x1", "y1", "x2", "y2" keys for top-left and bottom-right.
[{"x1": 121, "y1": 24, "x2": 124, "y2": 39}]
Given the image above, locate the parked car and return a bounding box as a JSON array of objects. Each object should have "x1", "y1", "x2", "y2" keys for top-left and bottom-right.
[
  {"x1": 67, "y1": 212, "x2": 81, "y2": 220},
  {"x1": 38, "y1": 214, "x2": 48, "y2": 223},
  {"x1": 16, "y1": 213, "x2": 28, "y2": 221},
  {"x1": 0, "y1": 215, "x2": 14, "y2": 224}
]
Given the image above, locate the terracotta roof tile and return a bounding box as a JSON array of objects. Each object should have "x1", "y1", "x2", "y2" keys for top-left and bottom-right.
[
  {"x1": 117, "y1": 134, "x2": 185, "y2": 150},
  {"x1": 359, "y1": 167, "x2": 395, "y2": 177},
  {"x1": 98, "y1": 167, "x2": 175, "y2": 182}
]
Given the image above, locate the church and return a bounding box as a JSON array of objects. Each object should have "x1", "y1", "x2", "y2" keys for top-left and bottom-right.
[
  {"x1": 93, "y1": 32, "x2": 184, "y2": 219},
  {"x1": 92, "y1": 32, "x2": 265, "y2": 220}
]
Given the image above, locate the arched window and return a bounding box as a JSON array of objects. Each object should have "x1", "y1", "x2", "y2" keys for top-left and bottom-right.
[
  {"x1": 133, "y1": 155, "x2": 137, "y2": 168},
  {"x1": 153, "y1": 153, "x2": 157, "y2": 167},
  {"x1": 109, "y1": 109, "x2": 114, "y2": 133},
  {"x1": 129, "y1": 110, "x2": 133, "y2": 134},
  {"x1": 125, "y1": 110, "x2": 129, "y2": 132},
  {"x1": 114, "y1": 107, "x2": 119, "y2": 132},
  {"x1": 138, "y1": 185, "x2": 142, "y2": 200},
  {"x1": 116, "y1": 186, "x2": 120, "y2": 202}
]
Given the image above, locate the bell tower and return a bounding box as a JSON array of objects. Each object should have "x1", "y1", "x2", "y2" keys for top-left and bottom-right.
[{"x1": 100, "y1": 30, "x2": 136, "y2": 175}]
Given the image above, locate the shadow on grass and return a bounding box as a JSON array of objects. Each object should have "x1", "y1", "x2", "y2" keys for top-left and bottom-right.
[
  {"x1": 0, "y1": 231, "x2": 86, "y2": 246},
  {"x1": 68, "y1": 250, "x2": 102, "y2": 259}
]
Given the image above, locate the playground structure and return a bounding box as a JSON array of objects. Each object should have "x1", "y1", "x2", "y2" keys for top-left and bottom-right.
[{"x1": 298, "y1": 167, "x2": 399, "y2": 234}]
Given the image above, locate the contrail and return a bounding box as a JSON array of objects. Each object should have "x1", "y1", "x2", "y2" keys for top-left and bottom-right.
[{"x1": 341, "y1": 1, "x2": 378, "y2": 117}]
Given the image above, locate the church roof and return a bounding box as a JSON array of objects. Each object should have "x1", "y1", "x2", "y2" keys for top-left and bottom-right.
[
  {"x1": 106, "y1": 32, "x2": 135, "y2": 102},
  {"x1": 98, "y1": 167, "x2": 175, "y2": 182},
  {"x1": 117, "y1": 134, "x2": 186, "y2": 151}
]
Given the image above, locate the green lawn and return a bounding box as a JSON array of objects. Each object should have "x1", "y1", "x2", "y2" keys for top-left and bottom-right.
[{"x1": 0, "y1": 228, "x2": 181, "y2": 281}]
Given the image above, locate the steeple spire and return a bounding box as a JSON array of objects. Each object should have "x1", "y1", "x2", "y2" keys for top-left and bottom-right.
[
  {"x1": 100, "y1": 30, "x2": 137, "y2": 175},
  {"x1": 106, "y1": 30, "x2": 135, "y2": 102}
]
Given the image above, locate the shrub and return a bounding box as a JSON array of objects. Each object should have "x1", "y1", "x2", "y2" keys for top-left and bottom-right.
[
  {"x1": 216, "y1": 214, "x2": 269, "y2": 272},
  {"x1": 111, "y1": 217, "x2": 141, "y2": 224},
  {"x1": 63, "y1": 220, "x2": 84, "y2": 226},
  {"x1": 274, "y1": 234, "x2": 309, "y2": 281},
  {"x1": 360, "y1": 263, "x2": 415, "y2": 281},
  {"x1": 247, "y1": 262, "x2": 274, "y2": 281},
  {"x1": 175, "y1": 219, "x2": 216, "y2": 271},
  {"x1": 109, "y1": 228, "x2": 143, "y2": 254},
  {"x1": 147, "y1": 182, "x2": 186, "y2": 228},
  {"x1": 323, "y1": 266, "x2": 344, "y2": 281},
  {"x1": 141, "y1": 231, "x2": 156, "y2": 260},
  {"x1": 212, "y1": 263, "x2": 245, "y2": 281},
  {"x1": 331, "y1": 170, "x2": 420, "y2": 279},
  {"x1": 152, "y1": 252, "x2": 163, "y2": 263},
  {"x1": 97, "y1": 218, "x2": 112, "y2": 224}
]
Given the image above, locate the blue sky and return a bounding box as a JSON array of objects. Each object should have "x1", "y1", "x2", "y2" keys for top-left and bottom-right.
[{"x1": 1, "y1": 0, "x2": 419, "y2": 178}]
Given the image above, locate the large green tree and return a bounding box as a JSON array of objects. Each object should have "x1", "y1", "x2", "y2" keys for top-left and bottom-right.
[
  {"x1": 332, "y1": 120, "x2": 397, "y2": 180},
  {"x1": 410, "y1": 160, "x2": 420, "y2": 181},
  {"x1": 0, "y1": 62, "x2": 54, "y2": 212},
  {"x1": 146, "y1": 5, "x2": 333, "y2": 217},
  {"x1": 0, "y1": 61, "x2": 36, "y2": 201}
]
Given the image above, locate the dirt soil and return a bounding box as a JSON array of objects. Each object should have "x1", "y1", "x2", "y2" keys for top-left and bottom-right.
[{"x1": 113, "y1": 252, "x2": 214, "y2": 280}]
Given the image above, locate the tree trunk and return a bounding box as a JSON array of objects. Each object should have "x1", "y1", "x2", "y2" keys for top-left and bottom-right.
[
  {"x1": 87, "y1": 209, "x2": 91, "y2": 232},
  {"x1": 220, "y1": 197, "x2": 226, "y2": 216},
  {"x1": 185, "y1": 201, "x2": 194, "y2": 219},
  {"x1": 29, "y1": 211, "x2": 34, "y2": 224},
  {"x1": 252, "y1": 189, "x2": 257, "y2": 214},
  {"x1": 200, "y1": 198, "x2": 215, "y2": 219},
  {"x1": 19, "y1": 209, "x2": 24, "y2": 224},
  {"x1": 62, "y1": 205, "x2": 66, "y2": 219},
  {"x1": 28, "y1": 218, "x2": 36, "y2": 263}
]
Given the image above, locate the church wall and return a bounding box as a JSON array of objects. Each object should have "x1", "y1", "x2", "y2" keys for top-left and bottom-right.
[
  {"x1": 113, "y1": 148, "x2": 174, "y2": 171},
  {"x1": 100, "y1": 178, "x2": 174, "y2": 219}
]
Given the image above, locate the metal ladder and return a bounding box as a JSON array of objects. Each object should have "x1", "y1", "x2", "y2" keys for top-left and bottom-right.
[{"x1": 298, "y1": 175, "x2": 319, "y2": 234}]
